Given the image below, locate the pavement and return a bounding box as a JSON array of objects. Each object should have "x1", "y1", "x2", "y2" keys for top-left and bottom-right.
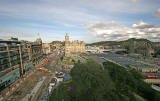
[
  {"x1": 3, "y1": 52, "x2": 60, "y2": 101},
  {"x1": 39, "y1": 52, "x2": 64, "y2": 101},
  {"x1": 5, "y1": 71, "x2": 46, "y2": 101},
  {"x1": 21, "y1": 76, "x2": 47, "y2": 101}
]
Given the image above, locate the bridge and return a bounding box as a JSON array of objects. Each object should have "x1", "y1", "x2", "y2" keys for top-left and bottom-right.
[{"x1": 86, "y1": 48, "x2": 127, "y2": 53}]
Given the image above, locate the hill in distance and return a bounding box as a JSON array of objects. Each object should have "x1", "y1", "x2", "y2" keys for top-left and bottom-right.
[{"x1": 88, "y1": 38, "x2": 160, "y2": 57}]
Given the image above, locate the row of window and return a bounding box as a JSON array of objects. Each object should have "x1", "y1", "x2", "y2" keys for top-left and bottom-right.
[
  {"x1": 0, "y1": 58, "x2": 9, "y2": 65},
  {"x1": 0, "y1": 46, "x2": 7, "y2": 51},
  {"x1": 0, "y1": 64, "x2": 10, "y2": 71},
  {"x1": 8, "y1": 45, "x2": 19, "y2": 50}
]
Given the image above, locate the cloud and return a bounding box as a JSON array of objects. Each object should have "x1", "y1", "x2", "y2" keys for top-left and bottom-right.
[
  {"x1": 154, "y1": 8, "x2": 160, "y2": 18},
  {"x1": 0, "y1": 0, "x2": 103, "y2": 23},
  {"x1": 0, "y1": 28, "x2": 37, "y2": 41},
  {"x1": 85, "y1": 21, "x2": 160, "y2": 41},
  {"x1": 0, "y1": 0, "x2": 157, "y2": 23},
  {"x1": 130, "y1": 0, "x2": 141, "y2": 3},
  {"x1": 0, "y1": 0, "x2": 160, "y2": 43},
  {"x1": 0, "y1": 27, "x2": 68, "y2": 43}
]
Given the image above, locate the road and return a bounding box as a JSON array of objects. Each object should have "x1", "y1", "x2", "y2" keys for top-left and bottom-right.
[
  {"x1": 39, "y1": 52, "x2": 64, "y2": 101},
  {"x1": 46, "y1": 52, "x2": 63, "y2": 72},
  {"x1": 3, "y1": 52, "x2": 62, "y2": 101},
  {"x1": 5, "y1": 71, "x2": 46, "y2": 101}
]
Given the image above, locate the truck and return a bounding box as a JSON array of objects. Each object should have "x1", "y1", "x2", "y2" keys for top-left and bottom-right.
[{"x1": 146, "y1": 75, "x2": 158, "y2": 79}]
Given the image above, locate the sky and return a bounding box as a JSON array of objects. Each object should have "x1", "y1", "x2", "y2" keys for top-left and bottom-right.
[{"x1": 0, "y1": 0, "x2": 160, "y2": 43}]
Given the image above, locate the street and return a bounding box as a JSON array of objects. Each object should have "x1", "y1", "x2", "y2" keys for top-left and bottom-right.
[{"x1": 3, "y1": 51, "x2": 62, "y2": 101}]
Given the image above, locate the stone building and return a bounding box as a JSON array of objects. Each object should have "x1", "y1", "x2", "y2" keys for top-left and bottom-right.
[
  {"x1": 42, "y1": 43, "x2": 56, "y2": 55},
  {"x1": 27, "y1": 35, "x2": 43, "y2": 66},
  {"x1": 65, "y1": 33, "x2": 85, "y2": 57}
]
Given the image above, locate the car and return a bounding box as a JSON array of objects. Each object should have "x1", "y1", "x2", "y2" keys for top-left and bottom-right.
[
  {"x1": 56, "y1": 72, "x2": 65, "y2": 78},
  {"x1": 56, "y1": 77, "x2": 63, "y2": 83},
  {"x1": 48, "y1": 77, "x2": 57, "y2": 94}
]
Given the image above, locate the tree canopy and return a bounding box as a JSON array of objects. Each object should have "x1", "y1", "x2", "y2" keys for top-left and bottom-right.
[
  {"x1": 51, "y1": 41, "x2": 65, "y2": 46},
  {"x1": 50, "y1": 59, "x2": 160, "y2": 101},
  {"x1": 103, "y1": 61, "x2": 160, "y2": 101}
]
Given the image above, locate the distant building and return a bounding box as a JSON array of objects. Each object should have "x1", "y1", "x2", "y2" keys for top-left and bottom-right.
[
  {"x1": 65, "y1": 33, "x2": 85, "y2": 57},
  {"x1": 104, "y1": 45, "x2": 110, "y2": 49},
  {"x1": 86, "y1": 46, "x2": 103, "y2": 53},
  {"x1": 27, "y1": 35, "x2": 43, "y2": 66},
  {"x1": 42, "y1": 43, "x2": 56, "y2": 55},
  {"x1": 43, "y1": 43, "x2": 51, "y2": 55},
  {"x1": 53, "y1": 43, "x2": 63, "y2": 49}
]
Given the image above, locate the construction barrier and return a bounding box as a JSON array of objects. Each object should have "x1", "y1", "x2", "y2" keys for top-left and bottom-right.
[
  {"x1": 0, "y1": 95, "x2": 2, "y2": 101},
  {"x1": 2, "y1": 93, "x2": 6, "y2": 99},
  {"x1": 14, "y1": 85, "x2": 17, "y2": 88},
  {"x1": 0, "y1": 59, "x2": 46, "y2": 101},
  {"x1": 0, "y1": 71, "x2": 34, "y2": 101},
  {"x1": 9, "y1": 88, "x2": 12, "y2": 93},
  {"x1": 28, "y1": 95, "x2": 32, "y2": 101}
]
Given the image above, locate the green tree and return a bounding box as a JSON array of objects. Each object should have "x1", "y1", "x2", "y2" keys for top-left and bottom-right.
[
  {"x1": 103, "y1": 61, "x2": 160, "y2": 101},
  {"x1": 70, "y1": 59, "x2": 116, "y2": 101},
  {"x1": 50, "y1": 59, "x2": 160, "y2": 101}
]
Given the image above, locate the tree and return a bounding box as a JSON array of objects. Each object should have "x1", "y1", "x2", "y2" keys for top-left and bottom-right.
[
  {"x1": 70, "y1": 59, "x2": 115, "y2": 101},
  {"x1": 50, "y1": 59, "x2": 160, "y2": 101},
  {"x1": 103, "y1": 61, "x2": 160, "y2": 101}
]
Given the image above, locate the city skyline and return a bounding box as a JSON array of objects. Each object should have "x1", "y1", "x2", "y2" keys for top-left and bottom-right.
[{"x1": 0, "y1": 0, "x2": 160, "y2": 43}]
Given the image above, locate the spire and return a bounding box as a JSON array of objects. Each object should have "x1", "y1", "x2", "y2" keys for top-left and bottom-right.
[
  {"x1": 65, "y1": 33, "x2": 69, "y2": 42},
  {"x1": 37, "y1": 33, "x2": 41, "y2": 39},
  {"x1": 66, "y1": 33, "x2": 68, "y2": 36},
  {"x1": 36, "y1": 33, "x2": 42, "y2": 44}
]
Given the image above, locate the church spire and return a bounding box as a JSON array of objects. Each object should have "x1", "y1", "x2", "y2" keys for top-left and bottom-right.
[
  {"x1": 37, "y1": 33, "x2": 40, "y2": 39},
  {"x1": 36, "y1": 33, "x2": 42, "y2": 44},
  {"x1": 65, "y1": 33, "x2": 69, "y2": 42}
]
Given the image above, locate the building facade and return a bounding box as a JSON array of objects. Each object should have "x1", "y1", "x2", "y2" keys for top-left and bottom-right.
[
  {"x1": 42, "y1": 43, "x2": 56, "y2": 55},
  {"x1": 0, "y1": 38, "x2": 32, "y2": 91},
  {"x1": 65, "y1": 33, "x2": 85, "y2": 57},
  {"x1": 27, "y1": 36, "x2": 43, "y2": 66},
  {"x1": 0, "y1": 36, "x2": 43, "y2": 91}
]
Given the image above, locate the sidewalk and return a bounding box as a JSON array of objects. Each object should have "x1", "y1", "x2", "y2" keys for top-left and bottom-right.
[{"x1": 0, "y1": 59, "x2": 46, "y2": 101}]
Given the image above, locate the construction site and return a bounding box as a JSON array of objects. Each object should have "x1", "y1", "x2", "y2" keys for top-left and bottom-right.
[
  {"x1": 1, "y1": 51, "x2": 61, "y2": 101},
  {"x1": 0, "y1": 36, "x2": 63, "y2": 101}
]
